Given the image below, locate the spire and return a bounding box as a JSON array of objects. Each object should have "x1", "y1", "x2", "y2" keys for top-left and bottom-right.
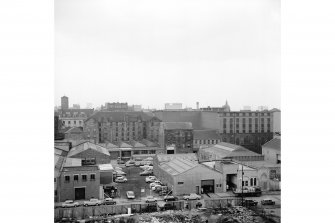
[{"x1": 225, "y1": 100, "x2": 228, "y2": 106}]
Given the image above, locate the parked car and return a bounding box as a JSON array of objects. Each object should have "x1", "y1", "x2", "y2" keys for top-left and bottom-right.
[
  {"x1": 140, "y1": 170, "x2": 153, "y2": 176},
  {"x1": 140, "y1": 165, "x2": 152, "y2": 170},
  {"x1": 125, "y1": 160, "x2": 135, "y2": 167},
  {"x1": 115, "y1": 176, "x2": 127, "y2": 183},
  {"x1": 164, "y1": 195, "x2": 178, "y2": 202},
  {"x1": 145, "y1": 196, "x2": 157, "y2": 203},
  {"x1": 114, "y1": 167, "x2": 123, "y2": 171},
  {"x1": 145, "y1": 176, "x2": 157, "y2": 183},
  {"x1": 103, "y1": 198, "x2": 116, "y2": 205},
  {"x1": 61, "y1": 200, "x2": 80, "y2": 208},
  {"x1": 126, "y1": 191, "x2": 135, "y2": 199},
  {"x1": 244, "y1": 199, "x2": 258, "y2": 206},
  {"x1": 261, "y1": 199, "x2": 275, "y2": 205},
  {"x1": 183, "y1": 193, "x2": 201, "y2": 200},
  {"x1": 144, "y1": 157, "x2": 153, "y2": 161},
  {"x1": 150, "y1": 181, "x2": 162, "y2": 188},
  {"x1": 135, "y1": 161, "x2": 141, "y2": 166},
  {"x1": 84, "y1": 198, "x2": 102, "y2": 206},
  {"x1": 115, "y1": 170, "x2": 126, "y2": 177}
]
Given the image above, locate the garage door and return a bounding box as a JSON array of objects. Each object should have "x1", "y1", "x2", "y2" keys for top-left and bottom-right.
[
  {"x1": 75, "y1": 187, "x2": 85, "y2": 200},
  {"x1": 201, "y1": 179, "x2": 214, "y2": 194}
]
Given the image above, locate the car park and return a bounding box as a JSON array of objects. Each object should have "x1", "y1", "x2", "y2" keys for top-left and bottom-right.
[
  {"x1": 145, "y1": 176, "x2": 157, "y2": 183},
  {"x1": 140, "y1": 165, "x2": 153, "y2": 170},
  {"x1": 61, "y1": 200, "x2": 80, "y2": 208},
  {"x1": 135, "y1": 161, "x2": 141, "y2": 166},
  {"x1": 126, "y1": 191, "x2": 135, "y2": 199},
  {"x1": 115, "y1": 176, "x2": 127, "y2": 183},
  {"x1": 150, "y1": 181, "x2": 162, "y2": 188},
  {"x1": 183, "y1": 193, "x2": 201, "y2": 200},
  {"x1": 84, "y1": 198, "x2": 102, "y2": 206},
  {"x1": 151, "y1": 184, "x2": 163, "y2": 191},
  {"x1": 114, "y1": 166, "x2": 123, "y2": 171},
  {"x1": 102, "y1": 198, "x2": 116, "y2": 205},
  {"x1": 164, "y1": 195, "x2": 178, "y2": 202},
  {"x1": 145, "y1": 196, "x2": 157, "y2": 203},
  {"x1": 261, "y1": 199, "x2": 275, "y2": 205},
  {"x1": 243, "y1": 199, "x2": 258, "y2": 206}
]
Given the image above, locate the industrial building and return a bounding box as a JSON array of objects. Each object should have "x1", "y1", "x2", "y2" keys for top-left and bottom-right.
[
  {"x1": 262, "y1": 136, "x2": 281, "y2": 164},
  {"x1": 193, "y1": 129, "x2": 222, "y2": 152},
  {"x1": 198, "y1": 142, "x2": 264, "y2": 162},
  {"x1": 67, "y1": 141, "x2": 111, "y2": 165},
  {"x1": 153, "y1": 153, "x2": 198, "y2": 174},
  {"x1": 155, "y1": 157, "x2": 224, "y2": 195}
]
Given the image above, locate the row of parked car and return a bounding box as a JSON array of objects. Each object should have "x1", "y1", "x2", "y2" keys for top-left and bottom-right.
[
  {"x1": 61, "y1": 198, "x2": 117, "y2": 208},
  {"x1": 242, "y1": 199, "x2": 276, "y2": 207}
]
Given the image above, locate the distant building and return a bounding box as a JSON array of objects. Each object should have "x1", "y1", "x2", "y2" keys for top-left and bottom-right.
[
  {"x1": 73, "y1": 104, "x2": 80, "y2": 109},
  {"x1": 58, "y1": 109, "x2": 95, "y2": 128},
  {"x1": 129, "y1": 104, "x2": 142, "y2": 111},
  {"x1": 193, "y1": 129, "x2": 222, "y2": 151},
  {"x1": 104, "y1": 102, "x2": 129, "y2": 111},
  {"x1": 258, "y1": 106, "x2": 268, "y2": 111},
  {"x1": 83, "y1": 111, "x2": 161, "y2": 143},
  {"x1": 242, "y1": 106, "x2": 251, "y2": 111},
  {"x1": 63, "y1": 127, "x2": 84, "y2": 141},
  {"x1": 165, "y1": 103, "x2": 183, "y2": 110},
  {"x1": 159, "y1": 122, "x2": 194, "y2": 154},
  {"x1": 61, "y1": 96, "x2": 69, "y2": 109},
  {"x1": 86, "y1": 103, "x2": 93, "y2": 109},
  {"x1": 201, "y1": 100, "x2": 231, "y2": 112}
]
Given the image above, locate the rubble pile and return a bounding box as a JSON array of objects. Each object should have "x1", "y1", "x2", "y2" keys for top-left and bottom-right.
[{"x1": 136, "y1": 207, "x2": 265, "y2": 223}]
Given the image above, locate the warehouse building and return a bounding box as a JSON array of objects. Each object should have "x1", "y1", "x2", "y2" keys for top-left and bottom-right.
[
  {"x1": 153, "y1": 153, "x2": 198, "y2": 175},
  {"x1": 155, "y1": 157, "x2": 224, "y2": 196},
  {"x1": 67, "y1": 141, "x2": 111, "y2": 165}
]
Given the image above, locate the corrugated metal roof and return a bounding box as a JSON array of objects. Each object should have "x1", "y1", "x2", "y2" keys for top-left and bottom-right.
[
  {"x1": 262, "y1": 138, "x2": 281, "y2": 151},
  {"x1": 68, "y1": 141, "x2": 110, "y2": 157},
  {"x1": 160, "y1": 157, "x2": 198, "y2": 176},
  {"x1": 162, "y1": 122, "x2": 193, "y2": 130},
  {"x1": 156, "y1": 153, "x2": 198, "y2": 163},
  {"x1": 202, "y1": 143, "x2": 261, "y2": 158},
  {"x1": 129, "y1": 140, "x2": 146, "y2": 148}
]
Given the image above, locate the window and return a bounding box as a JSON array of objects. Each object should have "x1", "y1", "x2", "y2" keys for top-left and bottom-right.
[
  {"x1": 68, "y1": 121, "x2": 71, "y2": 124},
  {"x1": 245, "y1": 181, "x2": 248, "y2": 186},
  {"x1": 82, "y1": 174, "x2": 87, "y2": 181},
  {"x1": 79, "y1": 121, "x2": 82, "y2": 125},
  {"x1": 74, "y1": 121, "x2": 76, "y2": 124},
  {"x1": 149, "y1": 150, "x2": 155, "y2": 154},
  {"x1": 242, "y1": 181, "x2": 244, "y2": 186},
  {"x1": 74, "y1": 175, "x2": 79, "y2": 181},
  {"x1": 141, "y1": 150, "x2": 148, "y2": 154},
  {"x1": 62, "y1": 121, "x2": 65, "y2": 124},
  {"x1": 54, "y1": 178, "x2": 56, "y2": 183},
  {"x1": 177, "y1": 182, "x2": 184, "y2": 185},
  {"x1": 65, "y1": 176, "x2": 70, "y2": 183},
  {"x1": 254, "y1": 178, "x2": 257, "y2": 186},
  {"x1": 250, "y1": 179, "x2": 253, "y2": 186},
  {"x1": 133, "y1": 150, "x2": 140, "y2": 155},
  {"x1": 90, "y1": 174, "x2": 95, "y2": 181}
]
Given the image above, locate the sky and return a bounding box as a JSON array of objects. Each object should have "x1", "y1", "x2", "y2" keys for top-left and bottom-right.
[{"x1": 55, "y1": 0, "x2": 280, "y2": 110}]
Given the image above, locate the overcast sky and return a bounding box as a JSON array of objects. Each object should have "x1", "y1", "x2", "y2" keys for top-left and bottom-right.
[{"x1": 55, "y1": 0, "x2": 280, "y2": 110}]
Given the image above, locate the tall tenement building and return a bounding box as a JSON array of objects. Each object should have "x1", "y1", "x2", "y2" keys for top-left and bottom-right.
[
  {"x1": 61, "y1": 96, "x2": 69, "y2": 109},
  {"x1": 83, "y1": 111, "x2": 161, "y2": 143}
]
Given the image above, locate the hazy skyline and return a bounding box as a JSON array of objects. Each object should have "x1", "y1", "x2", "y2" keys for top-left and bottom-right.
[{"x1": 55, "y1": 0, "x2": 280, "y2": 110}]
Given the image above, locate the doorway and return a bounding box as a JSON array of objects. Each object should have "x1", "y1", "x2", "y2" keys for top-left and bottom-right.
[
  {"x1": 201, "y1": 180, "x2": 214, "y2": 193},
  {"x1": 75, "y1": 187, "x2": 85, "y2": 200}
]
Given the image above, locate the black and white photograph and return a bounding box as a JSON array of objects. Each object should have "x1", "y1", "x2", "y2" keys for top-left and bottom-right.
[{"x1": 53, "y1": 0, "x2": 281, "y2": 222}]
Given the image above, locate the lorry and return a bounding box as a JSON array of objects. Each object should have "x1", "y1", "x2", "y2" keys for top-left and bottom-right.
[{"x1": 233, "y1": 186, "x2": 262, "y2": 197}]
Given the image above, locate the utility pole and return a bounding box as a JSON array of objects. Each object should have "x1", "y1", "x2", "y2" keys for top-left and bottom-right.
[{"x1": 241, "y1": 164, "x2": 244, "y2": 206}]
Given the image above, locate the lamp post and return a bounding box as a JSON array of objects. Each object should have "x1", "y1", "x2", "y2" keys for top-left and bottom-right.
[{"x1": 238, "y1": 164, "x2": 244, "y2": 206}]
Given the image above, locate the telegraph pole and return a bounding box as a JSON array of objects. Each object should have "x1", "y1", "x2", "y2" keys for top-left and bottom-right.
[{"x1": 241, "y1": 164, "x2": 244, "y2": 206}]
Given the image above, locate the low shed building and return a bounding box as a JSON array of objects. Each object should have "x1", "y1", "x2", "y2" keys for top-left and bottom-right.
[{"x1": 155, "y1": 157, "x2": 224, "y2": 196}]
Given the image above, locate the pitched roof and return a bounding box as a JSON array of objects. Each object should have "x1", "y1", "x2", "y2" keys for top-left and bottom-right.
[
  {"x1": 140, "y1": 139, "x2": 158, "y2": 147},
  {"x1": 85, "y1": 111, "x2": 160, "y2": 123},
  {"x1": 262, "y1": 138, "x2": 281, "y2": 151},
  {"x1": 116, "y1": 141, "x2": 132, "y2": 148},
  {"x1": 129, "y1": 140, "x2": 146, "y2": 148},
  {"x1": 59, "y1": 109, "x2": 94, "y2": 117},
  {"x1": 156, "y1": 153, "x2": 198, "y2": 163},
  {"x1": 160, "y1": 157, "x2": 198, "y2": 176},
  {"x1": 161, "y1": 122, "x2": 193, "y2": 130},
  {"x1": 202, "y1": 142, "x2": 261, "y2": 158},
  {"x1": 62, "y1": 157, "x2": 82, "y2": 167},
  {"x1": 194, "y1": 129, "x2": 221, "y2": 140},
  {"x1": 68, "y1": 141, "x2": 110, "y2": 157}
]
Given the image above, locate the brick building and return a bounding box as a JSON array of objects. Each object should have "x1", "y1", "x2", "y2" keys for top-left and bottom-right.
[
  {"x1": 58, "y1": 158, "x2": 100, "y2": 202},
  {"x1": 58, "y1": 109, "x2": 95, "y2": 128},
  {"x1": 159, "y1": 122, "x2": 194, "y2": 154},
  {"x1": 83, "y1": 111, "x2": 161, "y2": 143},
  {"x1": 193, "y1": 129, "x2": 222, "y2": 151}
]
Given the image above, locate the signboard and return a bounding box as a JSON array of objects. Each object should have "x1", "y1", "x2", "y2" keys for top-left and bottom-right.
[{"x1": 141, "y1": 188, "x2": 145, "y2": 193}]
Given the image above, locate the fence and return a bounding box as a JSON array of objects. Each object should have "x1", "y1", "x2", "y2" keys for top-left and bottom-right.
[
  {"x1": 55, "y1": 201, "x2": 185, "y2": 221},
  {"x1": 204, "y1": 198, "x2": 242, "y2": 209}
]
